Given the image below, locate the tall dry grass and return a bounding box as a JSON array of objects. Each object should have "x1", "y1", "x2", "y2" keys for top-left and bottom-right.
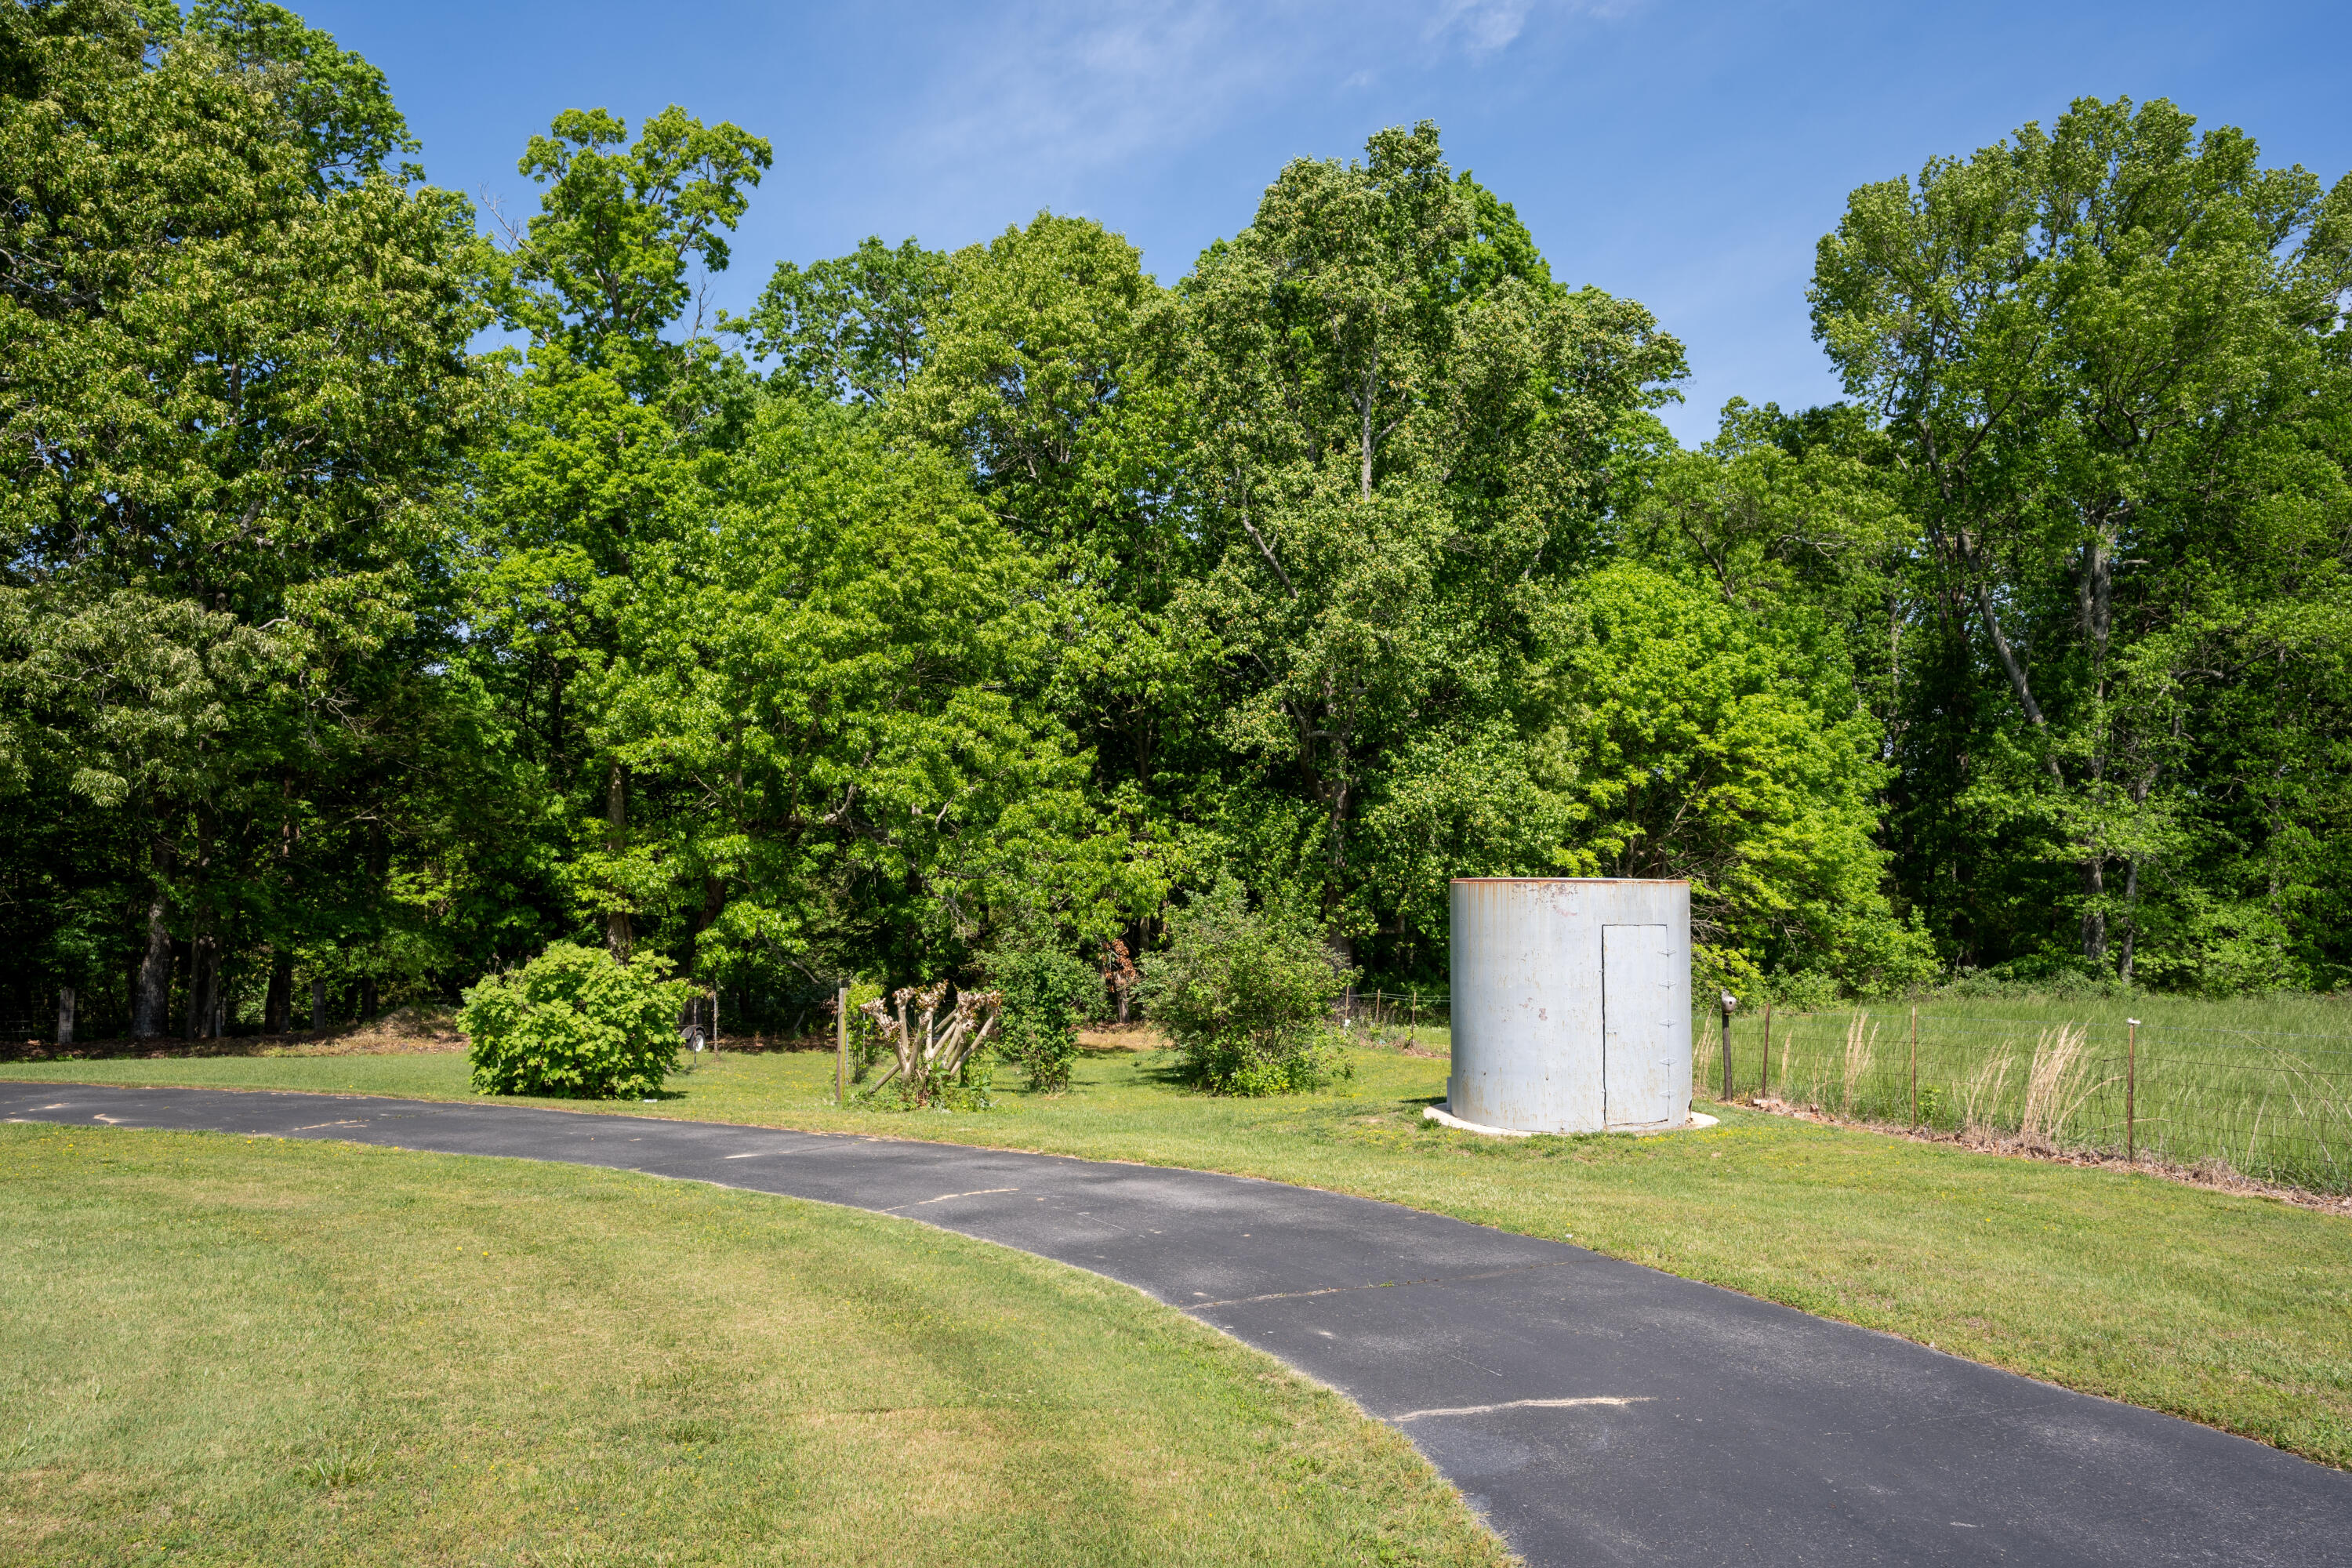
[
  {"x1": 2019, "y1": 1025, "x2": 2107, "y2": 1149},
  {"x1": 1841, "y1": 1013, "x2": 1879, "y2": 1112},
  {"x1": 1962, "y1": 1048, "x2": 2016, "y2": 1134}
]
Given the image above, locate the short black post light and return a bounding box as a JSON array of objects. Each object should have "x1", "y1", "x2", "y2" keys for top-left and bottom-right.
[{"x1": 1719, "y1": 989, "x2": 1737, "y2": 1103}]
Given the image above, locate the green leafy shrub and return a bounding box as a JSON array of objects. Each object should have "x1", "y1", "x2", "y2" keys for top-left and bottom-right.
[
  {"x1": 826, "y1": 977, "x2": 887, "y2": 1082},
  {"x1": 461, "y1": 942, "x2": 695, "y2": 1099},
  {"x1": 1138, "y1": 879, "x2": 1353, "y2": 1095},
  {"x1": 984, "y1": 944, "x2": 1101, "y2": 1094}
]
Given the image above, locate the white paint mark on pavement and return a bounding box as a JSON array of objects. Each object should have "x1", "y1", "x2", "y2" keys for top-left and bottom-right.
[
  {"x1": 912, "y1": 1188, "x2": 1018, "y2": 1205},
  {"x1": 1392, "y1": 1396, "x2": 1653, "y2": 1424}
]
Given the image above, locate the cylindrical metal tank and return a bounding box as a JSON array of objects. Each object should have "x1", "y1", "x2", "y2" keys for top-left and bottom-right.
[{"x1": 1448, "y1": 878, "x2": 1693, "y2": 1134}]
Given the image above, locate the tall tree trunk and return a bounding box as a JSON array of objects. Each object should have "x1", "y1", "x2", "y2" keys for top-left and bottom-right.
[
  {"x1": 183, "y1": 808, "x2": 216, "y2": 1039},
  {"x1": 1327, "y1": 931, "x2": 1356, "y2": 977},
  {"x1": 1312, "y1": 734, "x2": 1356, "y2": 1006},
  {"x1": 132, "y1": 847, "x2": 173, "y2": 1039},
  {"x1": 268, "y1": 772, "x2": 296, "y2": 1035},
  {"x1": 2078, "y1": 527, "x2": 2114, "y2": 963},
  {"x1": 56, "y1": 985, "x2": 74, "y2": 1047},
  {"x1": 1970, "y1": 579, "x2": 2063, "y2": 786},
  {"x1": 679, "y1": 877, "x2": 725, "y2": 1031},
  {"x1": 605, "y1": 761, "x2": 633, "y2": 959},
  {"x1": 2116, "y1": 857, "x2": 2140, "y2": 985},
  {"x1": 264, "y1": 952, "x2": 292, "y2": 1034},
  {"x1": 184, "y1": 932, "x2": 216, "y2": 1041},
  {"x1": 360, "y1": 818, "x2": 386, "y2": 1022},
  {"x1": 2086, "y1": 530, "x2": 2113, "y2": 684},
  {"x1": 310, "y1": 975, "x2": 326, "y2": 1033},
  {"x1": 2080, "y1": 862, "x2": 2107, "y2": 962}
]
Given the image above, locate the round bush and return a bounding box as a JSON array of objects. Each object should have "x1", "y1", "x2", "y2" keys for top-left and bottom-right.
[
  {"x1": 462, "y1": 942, "x2": 694, "y2": 1099},
  {"x1": 1138, "y1": 879, "x2": 1352, "y2": 1096},
  {"x1": 986, "y1": 946, "x2": 1102, "y2": 1094}
]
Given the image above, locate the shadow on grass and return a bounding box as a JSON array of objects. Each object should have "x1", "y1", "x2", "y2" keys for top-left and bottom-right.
[{"x1": 6, "y1": 1014, "x2": 466, "y2": 1064}]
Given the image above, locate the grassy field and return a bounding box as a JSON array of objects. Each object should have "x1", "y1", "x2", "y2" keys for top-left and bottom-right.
[
  {"x1": 0, "y1": 1123, "x2": 1508, "y2": 1567},
  {"x1": 1361, "y1": 989, "x2": 2352, "y2": 1190},
  {"x1": 1693, "y1": 992, "x2": 2352, "y2": 1192},
  {"x1": 9, "y1": 1037, "x2": 2352, "y2": 1472}
]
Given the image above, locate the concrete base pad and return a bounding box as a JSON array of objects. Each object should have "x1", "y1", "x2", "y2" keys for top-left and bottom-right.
[{"x1": 1423, "y1": 1102, "x2": 1719, "y2": 1138}]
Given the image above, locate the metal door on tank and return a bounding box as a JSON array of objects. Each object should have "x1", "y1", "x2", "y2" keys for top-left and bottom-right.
[{"x1": 1602, "y1": 924, "x2": 1676, "y2": 1128}]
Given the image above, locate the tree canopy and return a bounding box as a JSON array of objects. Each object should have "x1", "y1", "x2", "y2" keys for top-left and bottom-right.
[{"x1": 2, "y1": 7, "x2": 2344, "y2": 1042}]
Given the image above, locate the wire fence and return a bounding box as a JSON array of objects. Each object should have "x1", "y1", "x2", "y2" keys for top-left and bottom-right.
[
  {"x1": 1700, "y1": 1007, "x2": 2352, "y2": 1195},
  {"x1": 1338, "y1": 993, "x2": 2352, "y2": 1194},
  {"x1": 1337, "y1": 991, "x2": 1454, "y2": 1052}
]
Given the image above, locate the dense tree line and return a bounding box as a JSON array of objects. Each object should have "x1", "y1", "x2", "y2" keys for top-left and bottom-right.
[{"x1": 3, "y1": 2, "x2": 2347, "y2": 1040}]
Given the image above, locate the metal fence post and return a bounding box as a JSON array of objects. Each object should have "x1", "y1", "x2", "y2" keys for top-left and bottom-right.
[
  {"x1": 1760, "y1": 1002, "x2": 1772, "y2": 1099},
  {"x1": 2126, "y1": 1018, "x2": 2139, "y2": 1163},
  {"x1": 1910, "y1": 1006, "x2": 1919, "y2": 1129},
  {"x1": 836, "y1": 982, "x2": 848, "y2": 1105}
]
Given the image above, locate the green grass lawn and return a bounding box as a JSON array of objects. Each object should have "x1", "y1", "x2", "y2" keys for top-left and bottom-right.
[
  {"x1": 9, "y1": 1040, "x2": 2352, "y2": 1471},
  {"x1": 0, "y1": 1124, "x2": 1508, "y2": 1567},
  {"x1": 1374, "y1": 988, "x2": 2352, "y2": 1190}
]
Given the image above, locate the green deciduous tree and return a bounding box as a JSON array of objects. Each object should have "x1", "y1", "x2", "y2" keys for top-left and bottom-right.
[
  {"x1": 1813, "y1": 95, "x2": 2352, "y2": 983},
  {"x1": 466, "y1": 102, "x2": 768, "y2": 965},
  {"x1": 1174, "y1": 122, "x2": 1686, "y2": 967},
  {"x1": 0, "y1": 0, "x2": 491, "y2": 1034},
  {"x1": 1530, "y1": 563, "x2": 1932, "y2": 993},
  {"x1": 625, "y1": 395, "x2": 1129, "y2": 993},
  {"x1": 889, "y1": 212, "x2": 1199, "y2": 873},
  {"x1": 735, "y1": 234, "x2": 950, "y2": 405},
  {"x1": 493, "y1": 103, "x2": 770, "y2": 403}
]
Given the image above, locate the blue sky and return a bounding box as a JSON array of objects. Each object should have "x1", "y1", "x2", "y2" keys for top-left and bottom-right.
[{"x1": 302, "y1": 0, "x2": 2350, "y2": 444}]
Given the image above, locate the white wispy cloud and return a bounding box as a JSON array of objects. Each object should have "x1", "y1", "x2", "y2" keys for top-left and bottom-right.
[
  {"x1": 1427, "y1": 0, "x2": 1646, "y2": 55},
  {"x1": 1428, "y1": 0, "x2": 1536, "y2": 53},
  {"x1": 895, "y1": 2, "x2": 1641, "y2": 205},
  {"x1": 901, "y1": 2, "x2": 1290, "y2": 196}
]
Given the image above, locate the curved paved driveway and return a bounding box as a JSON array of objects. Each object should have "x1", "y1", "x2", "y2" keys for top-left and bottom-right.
[{"x1": 5, "y1": 1083, "x2": 2345, "y2": 1566}]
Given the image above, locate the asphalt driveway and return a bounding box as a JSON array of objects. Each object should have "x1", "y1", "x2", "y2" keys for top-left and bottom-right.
[{"x1": 5, "y1": 1082, "x2": 2345, "y2": 1566}]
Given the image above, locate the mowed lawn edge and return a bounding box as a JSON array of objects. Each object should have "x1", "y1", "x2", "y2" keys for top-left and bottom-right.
[
  {"x1": 0, "y1": 1123, "x2": 1515, "y2": 1568},
  {"x1": 8, "y1": 1044, "x2": 2351, "y2": 1472}
]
